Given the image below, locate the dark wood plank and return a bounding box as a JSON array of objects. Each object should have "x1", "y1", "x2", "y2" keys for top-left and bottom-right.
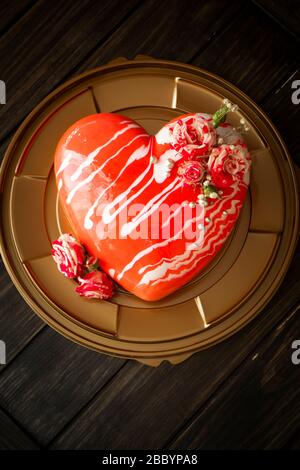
[
  {"x1": 0, "y1": 258, "x2": 44, "y2": 367},
  {"x1": 0, "y1": 0, "x2": 140, "y2": 143},
  {"x1": 262, "y1": 69, "x2": 300, "y2": 167},
  {"x1": 254, "y1": 0, "x2": 300, "y2": 38},
  {"x1": 285, "y1": 429, "x2": 300, "y2": 449},
  {"x1": 50, "y1": 242, "x2": 300, "y2": 449},
  {"x1": 0, "y1": 133, "x2": 11, "y2": 163},
  {"x1": 0, "y1": 327, "x2": 125, "y2": 445},
  {"x1": 0, "y1": 0, "x2": 244, "y2": 148},
  {"x1": 80, "y1": 0, "x2": 243, "y2": 69},
  {"x1": 170, "y1": 305, "x2": 300, "y2": 449},
  {"x1": 0, "y1": 406, "x2": 39, "y2": 449},
  {"x1": 0, "y1": 0, "x2": 35, "y2": 37},
  {"x1": 193, "y1": 2, "x2": 299, "y2": 102}
]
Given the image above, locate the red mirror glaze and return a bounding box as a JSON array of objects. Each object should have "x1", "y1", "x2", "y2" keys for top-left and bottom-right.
[{"x1": 54, "y1": 113, "x2": 251, "y2": 301}]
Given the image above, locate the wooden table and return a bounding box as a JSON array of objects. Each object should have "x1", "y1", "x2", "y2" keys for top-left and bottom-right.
[{"x1": 0, "y1": 0, "x2": 299, "y2": 450}]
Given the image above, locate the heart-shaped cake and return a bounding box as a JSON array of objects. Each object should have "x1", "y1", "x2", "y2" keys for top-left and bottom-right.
[{"x1": 54, "y1": 109, "x2": 251, "y2": 301}]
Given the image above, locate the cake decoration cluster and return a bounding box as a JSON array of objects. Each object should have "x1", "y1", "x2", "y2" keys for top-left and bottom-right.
[
  {"x1": 156, "y1": 99, "x2": 250, "y2": 207},
  {"x1": 52, "y1": 233, "x2": 114, "y2": 300}
]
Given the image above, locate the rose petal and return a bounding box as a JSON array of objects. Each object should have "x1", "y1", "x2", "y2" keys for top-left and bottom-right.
[
  {"x1": 52, "y1": 233, "x2": 85, "y2": 279},
  {"x1": 76, "y1": 270, "x2": 114, "y2": 300}
]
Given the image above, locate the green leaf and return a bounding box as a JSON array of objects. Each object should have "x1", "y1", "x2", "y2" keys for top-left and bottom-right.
[
  {"x1": 203, "y1": 184, "x2": 219, "y2": 198},
  {"x1": 212, "y1": 105, "x2": 228, "y2": 128},
  {"x1": 87, "y1": 261, "x2": 99, "y2": 272}
]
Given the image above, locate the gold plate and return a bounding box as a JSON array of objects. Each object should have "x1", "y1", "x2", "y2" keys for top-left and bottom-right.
[{"x1": 0, "y1": 57, "x2": 299, "y2": 366}]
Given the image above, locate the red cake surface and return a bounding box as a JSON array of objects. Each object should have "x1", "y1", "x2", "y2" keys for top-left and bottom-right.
[{"x1": 54, "y1": 112, "x2": 251, "y2": 301}]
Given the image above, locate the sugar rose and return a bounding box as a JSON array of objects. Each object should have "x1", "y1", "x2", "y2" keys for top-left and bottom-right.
[
  {"x1": 51, "y1": 233, "x2": 85, "y2": 278},
  {"x1": 208, "y1": 144, "x2": 250, "y2": 188},
  {"x1": 76, "y1": 271, "x2": 114, "y2": 300},
  {"x1": 177, "y1": 160, "x2": 205, "y2": 185},
  {"x1": 171, "y1": 114, "x2": 216, "y2": 158}
]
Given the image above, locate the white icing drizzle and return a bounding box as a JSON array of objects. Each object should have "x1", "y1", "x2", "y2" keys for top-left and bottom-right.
[
  {"x1": 138, "y1": 226, "x2": 205, "y2": 286},
  {"x1": 156, "y1": 233, "x2": 225, "y2": 286},
  {"x1": 58, "y1": 179, "x2": 63, "y2": 191},
  {"x1": 139, "y1": 255, "x2": 178, "y2": 275},
  {"x1": 70, "y1": 123, "x2": 140, "y2": 182},
  {"x1": 152, "y1": 205, "x2": 240, "y2": 286},
  {"x1": 84, "y1": 142, "x2": 151, "y2": 230},
  {"x1": 120, "y1": 178, "x2": 182, "y2": 237},
  {"x1": 153, "y1": 149, "x2": 182, "y2": 183},
  {"x1": 138, "y1": 260, "x2": 179, "y2": 286},
  {"x1": 66, "y1": 133, "x2": 147, "y2": 204},
  {"x1": 149, "y1": 198, "x2": 241, "y2": 286},
  {"x1": 134, "y1": 183, "x2": 241, "y2": 286},
  {"x1": 101, "y1": 165, "x2": 155, "y2": 227},
  {"x1": 161, "y1": 203, "x2": 185, "y2": 229},
  {"x1": 56, "y1": 148, "x2": 83, "y2": 176},
  {"x1": 117, "y1": 203, "x2": 205, "y2": 281},
  {"x1": 108, "y1": 268, "x2": 115, "y2": 277}
]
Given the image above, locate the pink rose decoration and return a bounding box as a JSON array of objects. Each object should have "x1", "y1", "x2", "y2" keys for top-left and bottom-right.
[
  {"x1": 52, "y1": 233, "x2": 115, "y2": 301},
  {"x1": 208, "y1": 144, "x2": 250, "y2": 188},
  {"x1": 51, "y1": 233, "x2": 85, "y2": 278},
  {"x1": 76, "y1": 271, "x2": 114, "y2": 300},
  {"x1": 177, "y1": 160, "x2": 205, "y2": 185},
  {"x1": 171, "y1": 115, "x2": 216, "y2": 158}
]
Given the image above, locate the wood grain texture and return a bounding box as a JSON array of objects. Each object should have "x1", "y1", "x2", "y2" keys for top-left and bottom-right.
[
  {"x1": 50, "y1": 243, "x2": 300, "y2": 449},
  {"x1": 262, "y1": 69, "x2": 300, "y2": 167},
  {"x1": 193, "y1": 2, "x2": 299, "y2": 101},
  {"x1": 80, "y1": 0, "x2": 243, "y2": 68},
  {"x1": 0, "y1": 133, "x2": 12, "y2": 164},
  {"x1": 170, "y1": 305, "x2": 300, "y2": 449},
  {"x1": 285, "y1": 427, "x2": 300, "y2": 449},
  {"x1": 0, "y1": 327, "x2": 125, "y2": 445},
  {"x1": 0, "y1": 406, "x2": 39, "y2": 449},
  {"x1": 0, "y1": 0, "x2": 140, "y2": 143},
  {"x1": 0, "y1": 0, "x2": 243, "y2": 149},
  {"x1": 0, "y1": 0, "x2": 35, "y2": 37},
  {"x1": 254, "y1": 0, "x2": 300, "y2": 38},
  {"x1": 0, "y1": 258, "x2": 44, "y2": 367}
]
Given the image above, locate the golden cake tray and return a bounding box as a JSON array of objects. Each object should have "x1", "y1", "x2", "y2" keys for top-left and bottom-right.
[{"x1": 0, "y1": 56, "x2": 299, "y2": 366}]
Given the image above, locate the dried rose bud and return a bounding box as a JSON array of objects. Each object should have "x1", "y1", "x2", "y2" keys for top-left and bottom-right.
[
  {"x1": 76, "y1": 271, "x2": 114, "y2": 300},
  {"x1": 51, "y1": 233, "x2": 85, "y2": 279}
]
